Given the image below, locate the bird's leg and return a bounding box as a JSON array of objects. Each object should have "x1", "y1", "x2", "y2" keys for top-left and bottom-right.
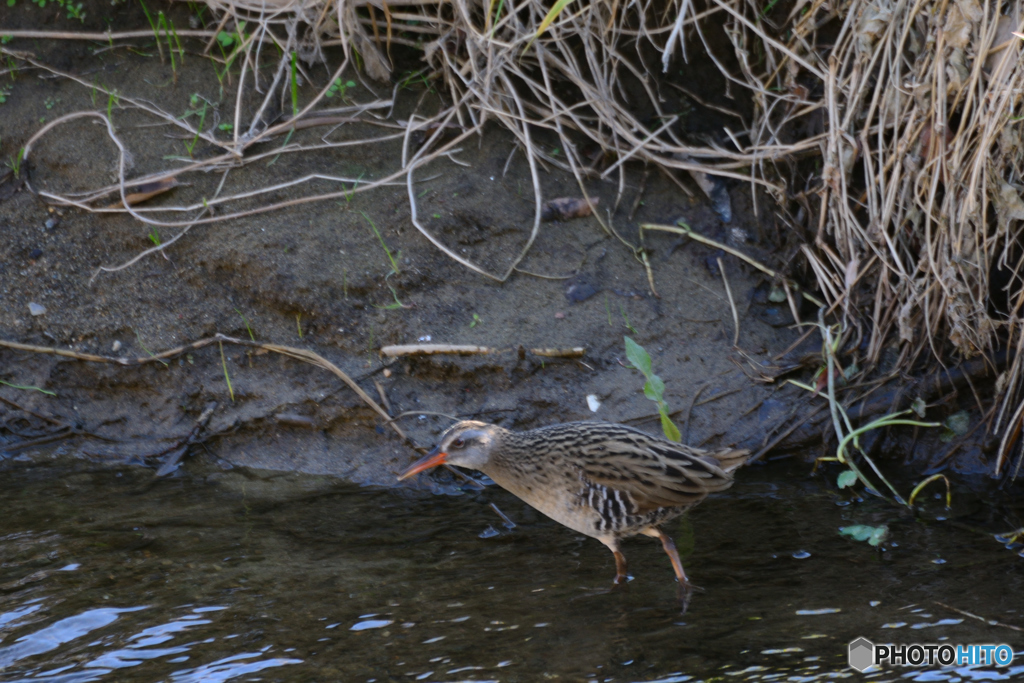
[
  {"x1": 600, "y1": 537, "x2": 629, "y2": 585},
  {"x1": 613, "y1": 549, "x2": 628, "y2": 585},
  {"x1": 646, "y1": 527, "x2": 694, "y2": 613}
]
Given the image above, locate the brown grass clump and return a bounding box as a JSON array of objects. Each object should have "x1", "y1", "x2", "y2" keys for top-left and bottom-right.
[{"x1": 726, "y1": 0, "x2": 1024, "y2": 475}]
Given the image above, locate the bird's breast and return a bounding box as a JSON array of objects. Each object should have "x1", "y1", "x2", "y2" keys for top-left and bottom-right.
[{"x1": 487, "y1": 468, "x2": 605, "y2": 539}]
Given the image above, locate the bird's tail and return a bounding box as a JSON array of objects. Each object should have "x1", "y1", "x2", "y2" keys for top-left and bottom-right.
[{"x1": 706, "y1": 448, "x2": 750, "y2": 474}]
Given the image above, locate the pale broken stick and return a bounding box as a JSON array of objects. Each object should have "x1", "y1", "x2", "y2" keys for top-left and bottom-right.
[{"x1": 380, "y1": 344, "x2": 586, "y2": 359}]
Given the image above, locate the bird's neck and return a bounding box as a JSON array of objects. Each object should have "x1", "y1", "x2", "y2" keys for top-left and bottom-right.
[{"x1": 477, "y1": 431, "x2": 544, "y2": 487}]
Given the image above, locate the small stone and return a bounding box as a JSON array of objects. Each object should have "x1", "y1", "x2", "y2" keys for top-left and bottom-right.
[
  {"x1": 28, "y1": 302, "x2": 46, "y2": 316},
  {"x1": 29, "y1": 248, "x2": 43, "y2": 260},
  {"x1": 44, "y1": 218, "x2": 58, "y2": 229},
  {"x1": 383, "y1": 368, "x2": 392, "y2": 377},
  {"x1": 554, "y1": 312, "x2": 566, "y2": 319},
  {"x1": 112, "y1": 340, "x2": 122, "y2": 352}
]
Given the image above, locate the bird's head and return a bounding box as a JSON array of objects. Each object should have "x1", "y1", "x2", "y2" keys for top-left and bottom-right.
[{"x1": 397, "y1": 420, "x2": 502, "y2": 480}]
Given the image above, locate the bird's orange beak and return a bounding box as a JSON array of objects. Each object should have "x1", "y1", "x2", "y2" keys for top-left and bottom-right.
[{"x1": 397, "y1": 447, "x2": 448, "y2": 480}]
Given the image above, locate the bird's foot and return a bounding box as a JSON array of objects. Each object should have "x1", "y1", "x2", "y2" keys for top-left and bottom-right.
[{"x1": 677, "y1": 580, "x2": 695, "y2": 614}]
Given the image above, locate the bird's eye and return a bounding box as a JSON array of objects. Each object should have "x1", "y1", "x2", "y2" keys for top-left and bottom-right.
[{"x1": 452, "y1": 438, "x2": 466, "y2": 449}]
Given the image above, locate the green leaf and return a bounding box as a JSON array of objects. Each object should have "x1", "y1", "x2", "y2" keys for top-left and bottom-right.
[
  {"x1": 843, "y1": 362, "x2": 859, "y2": 380},
  {"x1": 943, "y1": 411, "x2": 970, "y2": 436},
  {"x1": 911, "y1": 397, "x2": 926, "y2": 418},
  {"x1": 837, "y1": 470, "x2": 858, "y2": 489},
  {"x1": 867, "y1": 526, "x2": 888, "y2": 546},
  {"x1": 624, "y1": 336, "x2": 652, "y2": 376},
  {"x1": 839, "y1": 525, "x2": 874, "y2": 541},
  {"x1": 768, "y1": 285, "x2": 787, "y2": 302},
  {"x1": 643, "y1": 374, "x2": 665, "y2": 402},
  {"x1": 521, "y1": 0, "x2": 576, "y2": 55},
  {"x1": 217, "y1": 30, "x2": 235, "y2": 48},
  {"x1": 659, "y1": 409, "x2": 681, "y2": 442},
  {"x1": 840, "y1": 524, "x2": 888, "y2": 546}
]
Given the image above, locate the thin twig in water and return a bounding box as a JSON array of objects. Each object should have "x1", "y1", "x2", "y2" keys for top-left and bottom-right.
[{"x1": 934, "y1": 602, "x2": 1024, "y2": 633}]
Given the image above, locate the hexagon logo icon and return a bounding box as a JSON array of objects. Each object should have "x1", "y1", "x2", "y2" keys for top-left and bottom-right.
[{"x1": 848, "y1": 637, "x2": 875, "y2": 672}]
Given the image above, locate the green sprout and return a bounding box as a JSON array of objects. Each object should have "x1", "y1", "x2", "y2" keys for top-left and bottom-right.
[
  {"x1": 361, "y1": 211, "x2": 399, "y2": 274},
  {"x1": 325, "y1": 78, "x2": 356, "y2": 99},
  {"x1": 217, "y1": 30, "x2": 236, "y2": 48},
  {"x1": 234, "y1": 307, "x2": 255, "y2": 341},
  {"x1": 219, "y1": 341, "x2": 234, "y2": 401},
  {"x1": 374, "y1": 283, "x2": 410, "y2": 310},
  {"x1": 181, "y1": 94, "x2": 208, "y2": 156},
  {"x1": 620, "y1": 305, "x2": 637, "y2": 335},
  {"x1": 212, "y1": 21, "x2": 246, "y2": 97},
  {"x1": 5, "y1": 147, "x2": 24, "y2": 175},
  {"x1": 0, "y1": 379, "x2": 55, "y2": 396},
  {"x1": 106, "y1": 89, "x2": 120, "y2": 120},
  {"x1": 62, "y1": 0, "x2": 85, "y2": 22},
  {"x1": 487, "y1": 0, "x2": 506, "y2": 35},
  {"x1": 624, "y1": 336, "x2": 680, "y2": 442}
]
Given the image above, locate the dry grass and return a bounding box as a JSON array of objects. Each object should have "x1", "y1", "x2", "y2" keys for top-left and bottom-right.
[{"x1": 726, "y1": 0, "x2": 1024, "y2": 476}]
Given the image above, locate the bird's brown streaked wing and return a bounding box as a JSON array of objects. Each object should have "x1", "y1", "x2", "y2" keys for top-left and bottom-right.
[
  {"x1": 706, "y1": 447, "x2": 750, "y2": 474},
  {"x1": 518, "y1": 422, "x2": 749, "y2": 511},
  {"x1": 577, "y1": 446, "x2": 733, "y2": 511}
]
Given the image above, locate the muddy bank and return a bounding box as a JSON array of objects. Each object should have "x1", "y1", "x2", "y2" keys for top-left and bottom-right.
[{"x1": 0, "y1": 2, "x2": 1011, "y2": 491}]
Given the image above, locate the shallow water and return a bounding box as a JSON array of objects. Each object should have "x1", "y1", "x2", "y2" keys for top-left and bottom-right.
[{"x1": 0, "y1": 460, "x2": 1021, "y2": 683}]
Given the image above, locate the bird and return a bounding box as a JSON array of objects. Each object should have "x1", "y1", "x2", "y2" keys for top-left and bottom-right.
[{"x1": 398, "y1": 420, "x2": 748, "y2": 611}]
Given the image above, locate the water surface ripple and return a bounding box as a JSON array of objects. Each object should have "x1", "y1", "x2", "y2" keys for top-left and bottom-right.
[{"x1": 0, "y1": 462, "x2": 1020, "y2": 682}]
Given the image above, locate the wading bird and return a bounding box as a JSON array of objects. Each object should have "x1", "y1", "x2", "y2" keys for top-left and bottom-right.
[{"x1": 399, "y1": 420, "x2": 748, "y2": 611}]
